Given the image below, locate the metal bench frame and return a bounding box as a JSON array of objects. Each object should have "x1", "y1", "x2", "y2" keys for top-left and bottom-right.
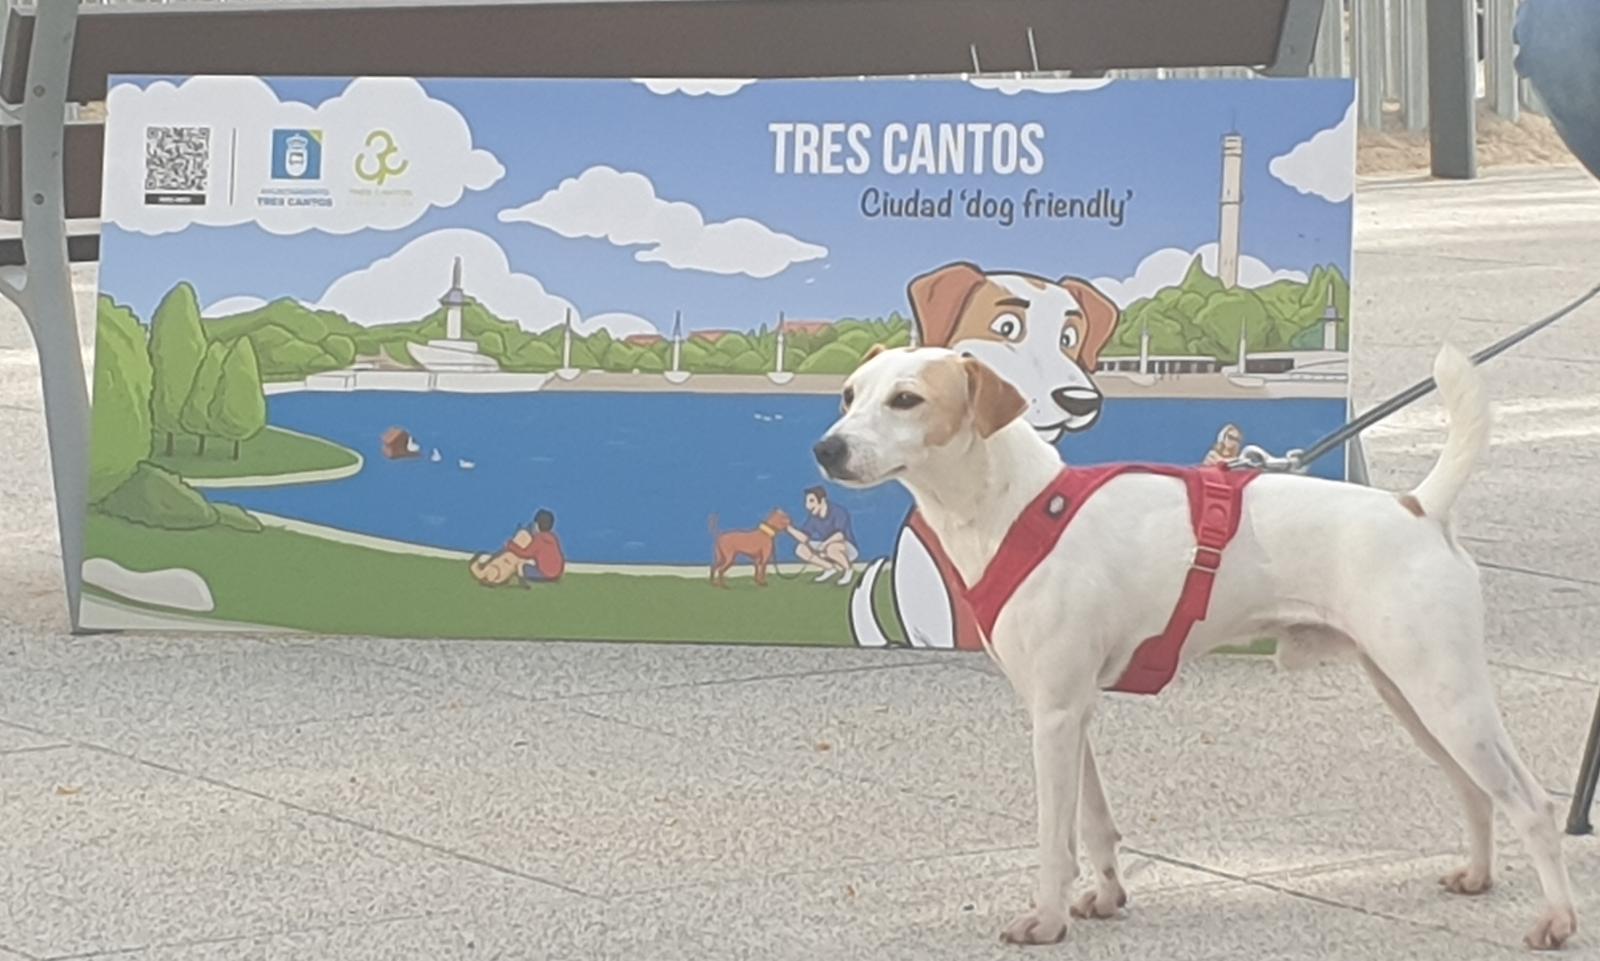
[{"x1": 22, "y1": 0, "x2": 1588, "y2": 836}]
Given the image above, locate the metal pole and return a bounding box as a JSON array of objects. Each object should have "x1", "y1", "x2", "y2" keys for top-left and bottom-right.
[
  {"x1": 1354, "y1": 0, "x2": 1386, "y2": 129},
  {"x1": 1426, "y1": 0, "x2": 1477, "y2": 178},
  {"x1": 1568, "y1": 691, "x2": 1600, "y2": 835},
  {"x1": 1484, "y1": 0, "x2": 1518, "y2": 120},
  {"x1": 0, "y1": 1, "x2": 89, "y2": 629},
  {"x1": 1402, "y1": 0, "x2": 1429, "y2": 130}
]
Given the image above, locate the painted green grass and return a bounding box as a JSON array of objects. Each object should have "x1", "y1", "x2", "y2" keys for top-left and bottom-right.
[
  {"x1": 85, "y1": 513, "x2": 858, "y2": 645},
  {"x1": 150, "y1": 426, "x2": 358, "y2": 479}
]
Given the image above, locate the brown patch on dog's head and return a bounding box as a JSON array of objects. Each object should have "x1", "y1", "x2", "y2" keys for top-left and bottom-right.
[
  {"x1": 908, "y1": 262, "x2": 987, "y2": 347},
  {"x1": 915, "y1": 355, "x2": 970, "y2": 447},
  {"x1": 764, "y1": 508, "x2": 793, "y2": 530},
  {"x1": 963, "y1": 355, "x2": 1027, "y2": 438},
  {"x1": 1058, "y1": 277, "x2": 1120, "y2": 368},
  {"x1": 1397, "y1": 493, "x2": 1426, "y2": 518}
]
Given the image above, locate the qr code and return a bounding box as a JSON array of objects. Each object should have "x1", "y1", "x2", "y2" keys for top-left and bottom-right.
[{"x1": 143, "y1": 125, "x2": 211, "y2": 203}]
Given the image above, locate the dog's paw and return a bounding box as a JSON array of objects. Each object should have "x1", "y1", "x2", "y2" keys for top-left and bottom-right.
[
  {"x1": 1069, "y1": 884, "x2": 1126, "y2": 920},
  {"x1": 999, "y1": 907, "x2": 1067, "y2": 945},
  {"x1": 1524, "y1": 907, "x2": 1577, "y2": 951},
  {"x1": 1439, "y1": 866, "x2": 1492, "y2": 896}
]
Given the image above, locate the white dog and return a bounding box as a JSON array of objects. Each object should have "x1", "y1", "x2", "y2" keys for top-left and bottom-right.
[
  {"x1": 813, "y1": 344, "x2": 1577, "y2": 950},
  {"x1": 848, "y1": 262, "x2": 1122, "y2": 651}
]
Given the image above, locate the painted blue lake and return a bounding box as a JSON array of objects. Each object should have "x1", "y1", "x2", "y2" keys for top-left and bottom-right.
[{"x1": 217, "y1": 391, "x2": 1348, "y2": 566}]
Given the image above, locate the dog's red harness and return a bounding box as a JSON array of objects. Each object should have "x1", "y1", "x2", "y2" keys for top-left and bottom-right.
[{"x1": 909, "y1": 464, "x2": 1259, "y2": 695}]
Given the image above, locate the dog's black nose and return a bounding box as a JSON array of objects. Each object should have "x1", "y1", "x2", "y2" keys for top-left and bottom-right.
[
  {"x1": 1050, "y1": 387, "x2": 1102, "y2": 418},
  {"x1": 813, "y1": 435, "x2": 849, "y2": 472}
]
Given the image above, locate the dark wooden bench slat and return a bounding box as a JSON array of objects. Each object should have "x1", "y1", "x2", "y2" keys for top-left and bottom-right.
[
  {"x1": 0, "y1": 124, "x2": 103, "y2": 222},
  {"x1": 3, "y1": 0, "x2": 1304, "y2": 105}
]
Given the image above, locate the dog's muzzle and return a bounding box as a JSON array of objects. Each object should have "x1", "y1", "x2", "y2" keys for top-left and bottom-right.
[
  {"x1": 1051, "y1": 386, "x2": 1102, "y2": 420},
  {"x1": 813, "y1": 435, "x2": 851, "y2": 478}
]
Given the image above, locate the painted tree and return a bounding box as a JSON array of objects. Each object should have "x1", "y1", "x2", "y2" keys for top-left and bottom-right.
[
  {"x1": 88, "y1": 297, "x2": 154, "y2": 503},
  {"x1": 179, "y1": 343, "x2": 227, "y2": 455},
  {"x1": 148, "y1": 282, "x2": 207, "y2": 455},
  {"x1": 211, "y1": 337, "x2": 267, "y2": 460}
]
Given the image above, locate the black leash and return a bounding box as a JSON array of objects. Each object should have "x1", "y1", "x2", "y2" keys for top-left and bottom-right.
[{"x1": 1232, "y1": 281, "x2": 1600, "y2": 473}]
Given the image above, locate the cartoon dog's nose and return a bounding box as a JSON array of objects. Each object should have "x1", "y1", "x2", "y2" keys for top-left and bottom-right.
[
  {"x1": 813, "y1": 435, "x2": 849, "y2": 473},
  {"x1": 1051, "y1": 387, "x2": 1102, "y2": 418}
]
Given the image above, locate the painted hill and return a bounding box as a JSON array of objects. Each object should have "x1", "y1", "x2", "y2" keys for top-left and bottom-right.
[
  {"x1": 183, "y1": 286, "x2": 912, "y2": 380},
  {"x1": 1102, "y1": 257, "x2": 1350, "y2": 362}
]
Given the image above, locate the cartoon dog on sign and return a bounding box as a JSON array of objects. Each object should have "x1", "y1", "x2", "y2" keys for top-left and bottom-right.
[{"x1": 847, "y1": 262, "x2": 1122, "y2": 650}]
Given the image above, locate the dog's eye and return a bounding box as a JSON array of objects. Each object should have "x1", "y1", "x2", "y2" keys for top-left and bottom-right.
[
  {"x1": 841, "y1": 387, "x2": 854, "y2": 411},
  {"x1": 888, "y1": 391, "x2": 924, "y2": 410},
  {"x1": 989, "y1": 313, "x2": 1024, "y2": 342},
  {"x1": 1060, "y1": 323, "x2": 1081, "y2": 352}
]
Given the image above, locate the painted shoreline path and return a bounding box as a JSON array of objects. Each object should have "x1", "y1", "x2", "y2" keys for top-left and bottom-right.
[
  {"x1": 264, "y1": 370, "x2": 1350, "y2": 400},
  {"x1": 253, "y1": 510, "x2": 860, "y2": 579}
]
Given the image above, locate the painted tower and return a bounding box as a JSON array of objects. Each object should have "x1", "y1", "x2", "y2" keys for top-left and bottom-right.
[
  {"x1": 1321, "y1": 279, "x2": 1342, "y2": 350},
  {"x1": 440, "y1": 257, "x2": 469, "y2": 340},
  {"x1": 1218, "y1": 134, "x2": 1244, "y2": 289}
]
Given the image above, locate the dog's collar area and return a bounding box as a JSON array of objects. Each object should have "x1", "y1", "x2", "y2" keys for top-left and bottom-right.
[
  {"x1": 758, "y1": 523, "x2": 779, "y2": 537},
  {"x1": 911, "y1": 463, "x2": 1259, "y2": 695}
]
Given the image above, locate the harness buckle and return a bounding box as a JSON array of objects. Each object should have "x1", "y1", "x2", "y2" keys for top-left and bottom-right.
[{"x1": 1191, "y1": 545, "x2": 1224, "y2": 573}]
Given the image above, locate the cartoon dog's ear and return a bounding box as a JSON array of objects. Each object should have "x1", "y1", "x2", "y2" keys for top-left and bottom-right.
[
  {"x1": 962, "y1": 355, "x2": 1028, "y2": 439},
  {"x1": 1059, "y1": 277, "x2": 1120, "y2": 368},
  {"x1": 908, "y1": 262, "x2": 986, "y2": 348}
]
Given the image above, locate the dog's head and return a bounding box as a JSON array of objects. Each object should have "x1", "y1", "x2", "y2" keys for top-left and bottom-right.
[
  {"x1": 812, "y1": 345, "x2": 1027, "y2": 489},
  {"x1": 764, "y1": 508, "x2": 793, "y2": 531},
  {"x1": 908, "y1": 262, "x2": 1119, "y2": 443}
]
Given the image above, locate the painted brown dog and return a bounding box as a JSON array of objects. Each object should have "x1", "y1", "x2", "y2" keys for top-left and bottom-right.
[{"x1": 709, "y1": 509, "x2": 793, "y2": 587}]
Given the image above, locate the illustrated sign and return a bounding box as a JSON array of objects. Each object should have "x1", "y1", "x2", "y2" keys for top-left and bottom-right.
[{"x1": 84, "y1": 74, "x2": 1356, "y2": 647}]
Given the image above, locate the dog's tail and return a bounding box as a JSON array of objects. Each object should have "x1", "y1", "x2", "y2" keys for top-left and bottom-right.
[
  {"x1": 1410, "y1": 343, "x2": 1491, "y2": 518},
  {"x1": 708, "y1": 514, "x2": 720, "y2": 537}
]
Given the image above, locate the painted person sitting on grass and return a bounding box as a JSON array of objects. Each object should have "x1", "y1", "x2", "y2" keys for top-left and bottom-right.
[{"x1": 468, "y1": 509, "x2": 567, "y2": 587}]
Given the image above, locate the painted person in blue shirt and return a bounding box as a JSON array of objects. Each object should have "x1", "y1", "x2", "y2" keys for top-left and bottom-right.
[{"x1": 788, "y1": 486, "x2": 859, "y2": 585}]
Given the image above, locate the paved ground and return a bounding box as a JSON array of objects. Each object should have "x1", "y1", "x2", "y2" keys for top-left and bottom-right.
[{"x1": 3, "y1": 169, "x2": 1600, "y2": 961}]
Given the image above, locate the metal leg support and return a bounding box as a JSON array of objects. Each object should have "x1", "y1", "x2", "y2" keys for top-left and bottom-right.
[
  {"x1": 0, "y1": 1, "x2": 87, "y2": 630},
  {"x1": 1568, "y1": 692, "x2": 1600, "y2": 835}
]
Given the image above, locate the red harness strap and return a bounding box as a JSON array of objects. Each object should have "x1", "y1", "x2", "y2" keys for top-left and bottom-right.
[{"x1": 908, "y1": 464, "x2": 1259, "y2": 695}]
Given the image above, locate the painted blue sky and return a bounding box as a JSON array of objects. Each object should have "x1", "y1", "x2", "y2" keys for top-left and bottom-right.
[{"x1": 99, "y1": 75, "x2": 1355, "y2": 334}]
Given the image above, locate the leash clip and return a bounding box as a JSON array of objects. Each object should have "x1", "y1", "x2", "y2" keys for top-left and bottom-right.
[{"x1": 1227, "y1": 445, "x2": 1303, "y2": 473}]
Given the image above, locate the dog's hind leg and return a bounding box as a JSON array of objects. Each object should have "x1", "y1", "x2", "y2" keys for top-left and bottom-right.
[
  {"x1": 1360, "y1": 655, "x2": 1495, "y2": 895},
  {"x1": 1070, "y1": 737, "x2": 1127, "y2": 920},
  {"x1": 1363, "y1": 628, "x2": 1576, "y2": 949}
]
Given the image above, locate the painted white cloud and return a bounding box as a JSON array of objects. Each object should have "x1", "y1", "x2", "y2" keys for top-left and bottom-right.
[
  {"x1": 316, "y1": 228, "x2": 582, "y2": 332},
  {"x1": 1268, "y1": 101, "x2": 1356, "y2": 203},
  {"x1": 635, "y1": 79, "x2": 755, "y2": 97},
  {"x1": 202, "y1": 295, "x2": 267, "y2": 317},
  {"x1": 103, "y1": 76, "x2": 504, "y2": 236},
  {"x1": 577, "y1": 311, "x2": 659, "y2": 338},
  {"x1": 1091, "y1": 244, "x2": 1308, "y2": 308},
  {"x1": 498, "y1": 165, "x2": 827, "y2": 279},
  {"x1": 968, "y1": 77, "x2": 1114, "y2": 95}
]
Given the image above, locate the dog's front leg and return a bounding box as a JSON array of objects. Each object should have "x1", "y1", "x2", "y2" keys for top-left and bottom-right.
[
  {"x1": 1071, "y1": 737, "x2": 1127, "y2": 920},
  {"x1": 1001, "y1": 705, "x2": 1088, "y2": 945}
]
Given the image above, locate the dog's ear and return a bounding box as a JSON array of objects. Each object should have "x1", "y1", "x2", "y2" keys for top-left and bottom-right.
[
  {"x1": 908, "y1": 262, "x2": 986, "y2": 348},
  {"x1": 1058, "y1": 277, "x2": 1120, "y2": 368},
  {"x1": 860, "y1": 343, "x2": 888, "y2": 366},
  {"x1": 962, "y1": 355, "x2": 1028, "y2": 438}
]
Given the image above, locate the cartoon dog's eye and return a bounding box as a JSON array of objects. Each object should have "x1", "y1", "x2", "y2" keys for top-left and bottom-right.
[
  {"x1": 990, "y1": 313, "x2": 1024, "y2": 342},
  {"x1": 888, "y1": 391, "x2": 924, "y2": 410},
  {"x1": 1060, "y1": 324, "x2": 1081, "y2": 352}
]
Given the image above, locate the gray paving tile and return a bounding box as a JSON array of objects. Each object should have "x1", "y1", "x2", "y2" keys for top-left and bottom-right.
[
  {"x1": 291, "y1": 634, "x2": 929, "y2": 703},
  {"x1": 0, "y1": 626, "x2": 278, "y2": 676},
  {"x1": 1271, "y1": 836, "x2": 1600, "y2": 954},
  {"x1": 0, "y1": 645, "x2": 495, "y2": 754},
  {"x1": 117, "y1": 697, "x2": 1025, "y2": 899},
  {"x1": 0, "y1": 746, "x2": 568, "y2": 960}
]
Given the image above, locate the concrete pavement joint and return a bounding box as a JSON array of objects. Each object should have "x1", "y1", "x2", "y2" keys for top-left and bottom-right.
[
  {"x1": 5, "y1": 723, "x2": 597, "y2": 902},
  {"x1": 1477, "y1": 560, "x2": 1600, "y2": 589}
]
